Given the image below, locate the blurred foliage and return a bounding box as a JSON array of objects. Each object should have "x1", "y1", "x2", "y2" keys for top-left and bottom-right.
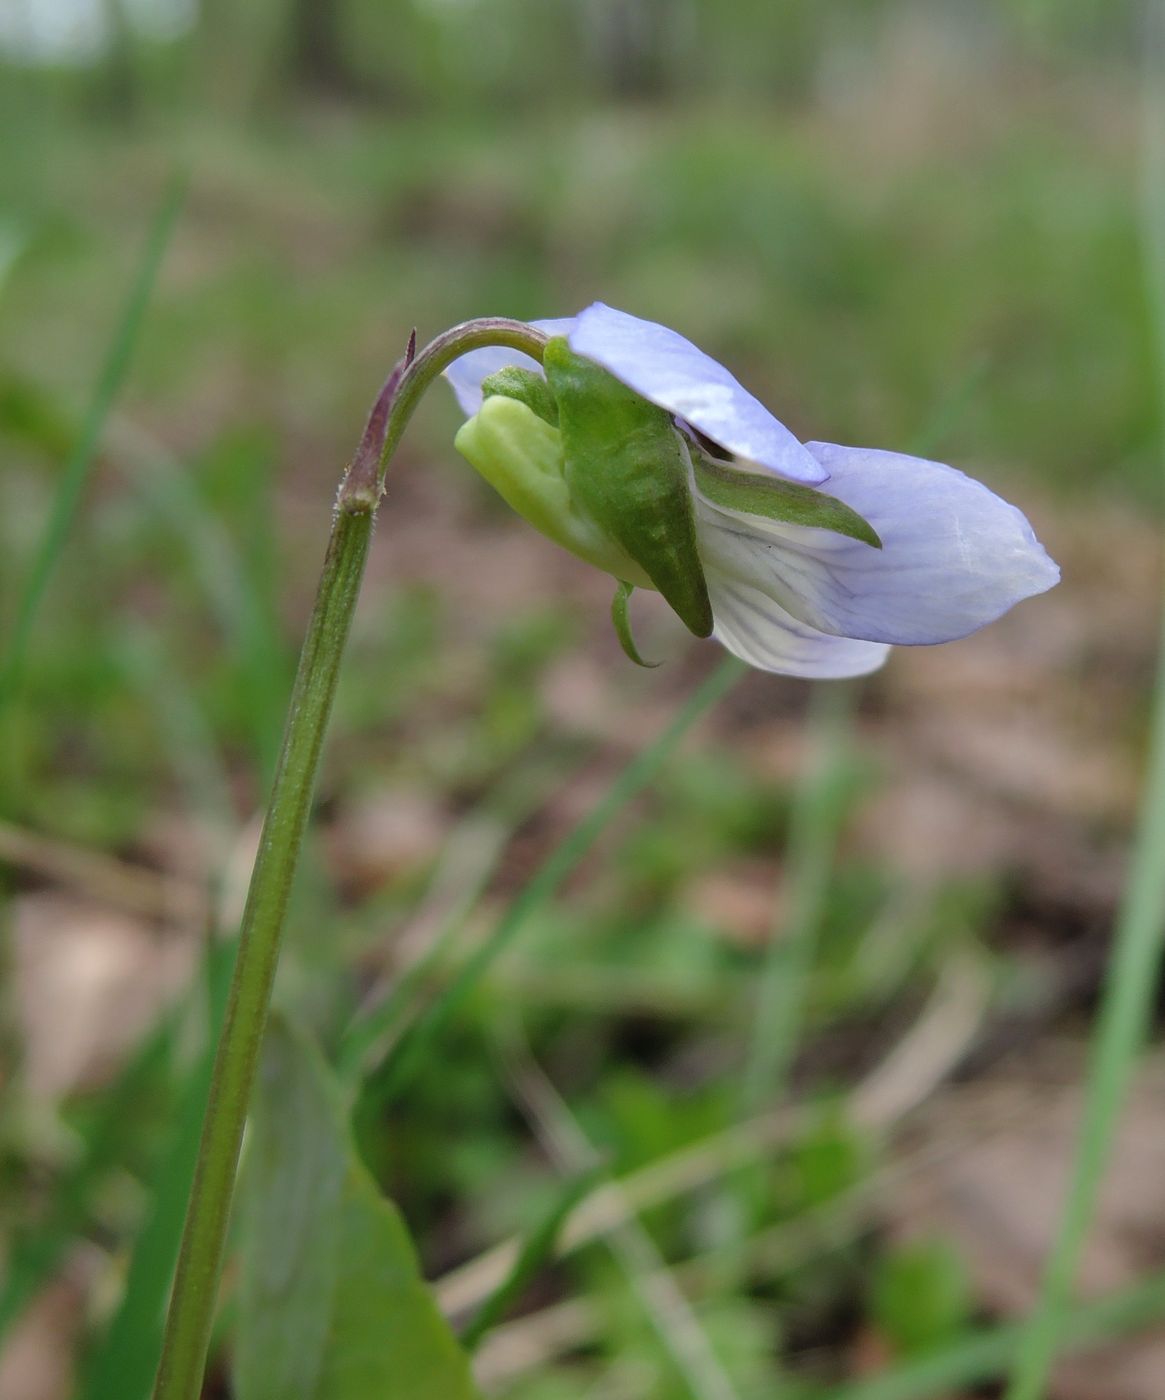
[
  {"x1": 237, "y1": 1020, "x2": 480, "y2": 1400},
  {"x1": 870, "y1": 1238, "x2": 974, "y2": 1358},
  {"x1": 0, "y1": 1, "x2": 1153, "y2": 1397}
]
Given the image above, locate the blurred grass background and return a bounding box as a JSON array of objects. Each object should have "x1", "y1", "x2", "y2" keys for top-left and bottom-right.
[{"x1": 1, "y1": 1, "x2": 1163, "y2": 1397}]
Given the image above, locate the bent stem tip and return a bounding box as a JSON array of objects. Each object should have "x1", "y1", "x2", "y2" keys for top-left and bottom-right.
[{"x1": 150, "y1": 316, "x2": 549, "y2": 1400}]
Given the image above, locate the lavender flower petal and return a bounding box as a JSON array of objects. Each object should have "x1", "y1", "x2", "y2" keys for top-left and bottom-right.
[
  {"x1": 567, "y1": 303, "x2": 827, "y2": 485},
  {"x1": 694, "y1": 442, "x2": 1060, "y2": 646}
]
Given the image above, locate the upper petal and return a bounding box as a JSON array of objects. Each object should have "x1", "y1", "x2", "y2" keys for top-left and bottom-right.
[
  {"x1": 693, "y1": 442, "x2": 1060, "y2": 646},
  {"x1": 567, "y1": 303, "x2": 828, "y2": 486},
  {"x1": 443, "y1": 317, "x2": 576, "y2": 416},
  {"x1": 707, "y1": 571, "x2": 890, "y2": 678}
]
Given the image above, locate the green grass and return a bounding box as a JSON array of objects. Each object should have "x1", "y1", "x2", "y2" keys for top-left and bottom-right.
[
  {"x1": 0, "y1": 175, "x2": 183, "y2": 715},
  {"x1": 1003, "y1": 17, "x2": 1165, "y2": 1398},
  {"x1": 1, "y1": 7, "x2": 1161, "y2": 1397}
]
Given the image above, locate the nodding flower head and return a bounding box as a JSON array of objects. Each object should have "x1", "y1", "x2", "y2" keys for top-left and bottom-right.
[{"x1": 445, "y1": 303, "x2": 1059, "y2": 679}]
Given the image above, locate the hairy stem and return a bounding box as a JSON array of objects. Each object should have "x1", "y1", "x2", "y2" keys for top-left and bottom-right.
[{"x1": 151, "y1": 319, "x2": 546, "y2": 1400}]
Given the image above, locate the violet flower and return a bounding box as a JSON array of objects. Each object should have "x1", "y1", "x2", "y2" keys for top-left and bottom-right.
[{"x1": 446, "y1": 303, "x2": 1059, "y2": 678}]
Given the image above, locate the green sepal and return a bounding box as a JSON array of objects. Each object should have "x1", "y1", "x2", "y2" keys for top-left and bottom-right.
[
  {"x1": 691, "y1": 454, "x2": 883, "y2": 548},
  {"x1": 544, "y1": 337, "x2": 714, "y2": 639},
  {"x1": 480, "y1": 366, "x2": 559, "y2": 426},
  {"x1": 611, "y1": 581, "x2": 659, "y2": 668}
]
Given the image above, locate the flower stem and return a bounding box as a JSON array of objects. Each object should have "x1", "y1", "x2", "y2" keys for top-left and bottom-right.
[
  {"x1": 151, "y1": 506, "x2": 371, "y2": 1400},
  {"x1": 342, "y1": 316, "x2": 549, "y2": 506},
  {"x1": 150, "y1": 319, "x2": 546, "y2": 1400}
]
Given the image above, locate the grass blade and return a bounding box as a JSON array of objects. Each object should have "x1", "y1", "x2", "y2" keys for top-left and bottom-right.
[
  {"x1": 0, "y1": 1030, "x2": 170, "y2": 1343},
  {"x1": 459, "y1": 1162, "x2": 602, "y2": 1354},
  {"x1": 367, "y1": 656, "x2": 745, "y2": 1104},
  {"x1": 497, "y1": 1023, "x2": 743, "y2": 1400},
  {"x1": 1003, "y1": 11, "x2": 1165, "y2": 1395},
  {"x1": 739, "y1": 680, "x2": 857, "y2": 1117},
  {"x1": 79, "y1": 938, "x2": 236, "y2": 1400},
  {"x1": 833, "y1": 1266, "x2": 1165, "y2": 1400},
  {"x1": 0, "y1": 173, "x2": 183, "y2": 706},
  {"x1": 107, "y1": 417, "x2": 291, "y2": 776},
  {"x1": 339, "y1": 748, "x2": 587, "y2": 1078}
]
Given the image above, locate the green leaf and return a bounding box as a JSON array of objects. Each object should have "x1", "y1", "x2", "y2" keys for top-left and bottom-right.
[
  {"x1": 480, "y1": 366, "x2": 559, "y2": 425},
  {"x1": 610, "y1": 581, "x2": 660, "y2": 668},
  {"x1": 461, "y1": 1163, "x2": 603, "y2": 1353},
  {"x1": 871, "y1": 1239, "x2": 972, "y2": 1357},
  {"x1": 235, "y1": 1019, "x2": 482, "y2": 1400},
  {"x1": 691, "y1": 454, "x2": 882, "y2": 548},
  {"x1": 544, "y1": 337, "x2": 713, "y2": 638}
]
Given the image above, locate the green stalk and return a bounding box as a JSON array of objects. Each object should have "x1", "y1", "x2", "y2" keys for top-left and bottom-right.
[
  {"x1": 150, "y1": 508, "x2": 370, "y2": 1400},
  {"x1": 1004, "y1": 15, "x2": 1165, "y2": 1397},
  {"x1": 739, "y1": 680, "x2": 855, "y2": 1117},
  {"x1": 1, "y1": 176, "x2": 183, "y2": 709},
  {"x1": 151, "y1": 319, "x2": 546, "y2": 1400}
]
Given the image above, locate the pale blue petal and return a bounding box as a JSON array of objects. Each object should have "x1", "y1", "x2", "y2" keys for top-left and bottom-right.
[
  {"x1": 443, "y1": 318, "x2": 576, "y2": 416},
  {"x1": 693, "y1": 442, "x2": 1060, "y2": 646},
  {"x1": 707, "y1": 572, "x2": 890, "y2": 678},
  {"x1": 567, "y1": 303, "x2": 827, "y2": 486}
]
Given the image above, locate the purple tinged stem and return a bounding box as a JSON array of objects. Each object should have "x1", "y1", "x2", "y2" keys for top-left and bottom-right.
[
  {"x1": 341, "y1": 320, "x2": 543, "y2": 510},
  {"x1": 151, "y1": 315, "x2": 549, "y2": 1400},
  {"x1": 341, "y1": 332, "x2": 417, "y2": 505}
]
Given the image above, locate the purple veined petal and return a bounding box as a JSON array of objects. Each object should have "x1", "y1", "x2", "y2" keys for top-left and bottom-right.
[
  {"x1": 693, "y1": 442, "x2": 1061, "y2": 646},
  {"x1": 443, "y1": 318, "x2": 576, "y2": 416},
  {"x1": 707, "y1": 571, "x2": 890, "y2": 678},
  {"x1": 567, "y1": 302, "x2": 828, "y2": 486}
]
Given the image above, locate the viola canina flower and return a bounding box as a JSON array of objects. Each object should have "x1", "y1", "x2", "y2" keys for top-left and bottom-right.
[{"x1": 445, "y1": 303, "x2": 1060, "y2": 679}]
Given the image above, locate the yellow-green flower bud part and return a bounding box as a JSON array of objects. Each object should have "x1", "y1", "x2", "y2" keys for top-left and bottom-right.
[
  {"x1": 480, "y1": 366, "x2": 559, "y2": 426},
  {"x1": 454, "y1": 394, "x2": 652, "y2": 586}
]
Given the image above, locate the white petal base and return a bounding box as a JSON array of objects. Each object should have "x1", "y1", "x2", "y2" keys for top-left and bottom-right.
[{"x1": 708, "y1": 575, "x2": 890, "y2": 678}]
